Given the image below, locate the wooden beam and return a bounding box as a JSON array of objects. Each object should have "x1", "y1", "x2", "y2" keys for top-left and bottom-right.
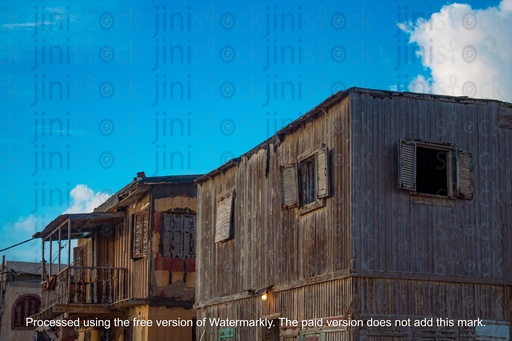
[{"x1": 67, "y1": 218, "x2": 71, "y2": 304}]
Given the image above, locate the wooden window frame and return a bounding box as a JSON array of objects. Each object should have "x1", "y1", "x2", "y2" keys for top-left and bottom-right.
[
  {"x1": 281, "y1": 144, "x2": 330, "y2": 214},
  {"x1": 132, "y1": 210, "x2": 149, "y2": 259},
  {"x1": 215, "y1": 190, "x2": 235, "y2": 243},
  {"x1": 398, "y1": 139, "x2": 474, "y2": 200},
  {"x1": 162, "y1": 212, "x2": 196, "y2": 258}
]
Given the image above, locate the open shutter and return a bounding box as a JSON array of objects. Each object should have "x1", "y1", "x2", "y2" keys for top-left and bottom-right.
[
  {"x1": 399, "y1": 139, "x2": 416, "y2": 191},
  {"x1": 316, "y1": 146, "x2": 329, "y2": 198},
  {"x1": 457, "y1": 150, "x2": 473, "y2": 200},
  {"x1": 141, "y1": 212, "x2": 149, "y2": 256},
  {"x1": 215, "y1": 191, "x2": 234, "y2": 243},
  {"x1": 132, "y1": 214, "x2": 142, "y2": 258},
  {"x1": 281, "y1": 164, "x2": 298, "y2": 209}
]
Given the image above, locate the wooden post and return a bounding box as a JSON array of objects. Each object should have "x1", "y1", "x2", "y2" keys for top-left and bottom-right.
[
  {"x1": 0, "y1": 255, "x2": 5, "y2": 307},
  {"x1": 67, "y1": 218, "x2": 71, "y2": 304},
  {"x1": 49, "y1": 234, "x2": 52, "y2": 277},
  {"x1": 41, "y1": 238, "x2": 44, "y2": 279},
  {"x1": 58, "y1": 224, "x2": 62, "y2": 273}
]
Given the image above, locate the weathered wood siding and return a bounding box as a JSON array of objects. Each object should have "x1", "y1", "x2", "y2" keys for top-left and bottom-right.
[
  {"x1": 196, "y1": 96, "x2": 352, "y2": 304},
  {"x1": 196, "y1": 278, "x2": 354, "y2": 341},
  {"x1": 196, "y1": 89, "x2": 512, "y2": 340},
  {"x1": 349, "y1": 92, "x2": 512, "y2": 281}
]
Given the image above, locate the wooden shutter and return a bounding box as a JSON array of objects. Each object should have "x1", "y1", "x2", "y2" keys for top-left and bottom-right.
[
  {"x1": 457, "y1": 150, "x2": 474, "y2": 200},
  {"x1": 132, "y1": 214, "x2": 142, "y2": 258},
  {"x1": 171, "y1": 214, "x2": 182, "y2": 257},
  {"x1": 162, "y1": 213, "x2": 196, "y2": 258},
  {"x1": 182, "y1": 214, "x2": 195, "y2": 258},
  {"x1": 281, "y1": 164, "x2": 298, "y2": 209},
  {"x1": 162, "y1": 213, "x2": 173, "y2": 257},
  {"x1": 141, "y1": 212, "x2": 149, "y2": 256},
  {"x1": 316, "y1": 146, "x2": 329, "y2": 198},
  {"x1": 215, "y1": 192, "x2": 234, "y2": 243},
  {"x1": 133, "y1": 211, "x2": 148, "y2": 258},
  {"x1": 399, "y1": 139, "x2": 416, "y2": 191}
]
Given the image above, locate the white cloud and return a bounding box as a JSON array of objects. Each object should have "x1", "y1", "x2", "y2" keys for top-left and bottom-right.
[
  {"x1": 399, "y1": 0, "x2": 512, "y2": 102},
  {"x1": 13, "y1": 214, "x2": 38, "y2": 234},
  {"x1": 63, "y1": 184, "x2": 110, "y2": 214}
]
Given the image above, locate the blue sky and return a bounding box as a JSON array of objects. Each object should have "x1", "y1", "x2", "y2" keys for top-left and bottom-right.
[{"x1": 1, "y1": 0, "x2": 509, "y2": 261}]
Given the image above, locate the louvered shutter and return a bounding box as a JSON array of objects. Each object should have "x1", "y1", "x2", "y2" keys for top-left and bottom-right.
[
  {"x1": 171, "y1": 213, "x2": 183, "y2": 257},
  {"x1": 162, "y1": 213, "x2": 173, "y2": 257},
  {"x1": 183, "y1": 214, "x2": 195, "y2": 258},
  {"x1": 133, "y1": 214, "x2": 142, "y2": 258},
  {"x1": 215, "y1": 192, "x2": 233, "y2": 242},
  {"x1": 399, "y1": 139, "x2": 416, "y2": 191},
  {"x1": 141, "y1": 212, "x2": 149, "y2": 256},
  {"x1": 316, "y1": 146, "x2": 329, "y2": 198},
  {"x1": 457, "y1": 150, "x2": 473, "y2": 200},
  {"x1": 281, "y1": 164, "x2": 298, "y2": 209}
]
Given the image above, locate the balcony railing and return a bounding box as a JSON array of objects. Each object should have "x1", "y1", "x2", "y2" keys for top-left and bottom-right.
[{"x1": 42, "y1": 266, "x2": 127, "y2": 309}]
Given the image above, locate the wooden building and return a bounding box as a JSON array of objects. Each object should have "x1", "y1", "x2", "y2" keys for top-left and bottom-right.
[
  {"x1": 194, "y1": 88, "x2": 512, "y2": 340},
  {"x1": 33, "y1": 172, "x2": 200, "y2": 340}
]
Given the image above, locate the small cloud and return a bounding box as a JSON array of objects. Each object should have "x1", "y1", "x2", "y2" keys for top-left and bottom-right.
[
  {"x1": 398, "y1": 0, "x2": 512, "y2": 102},
  {"x1": 13, "y1": 214, "x2": 38, "y2": 234},
  {"x1": 64, "y1": 184, "x2": 111, "y2": 214}
]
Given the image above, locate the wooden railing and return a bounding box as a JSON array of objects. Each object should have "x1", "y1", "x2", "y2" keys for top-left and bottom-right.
[{"x1": 42, "y1": 266, "x2": 127, "y2": 309}]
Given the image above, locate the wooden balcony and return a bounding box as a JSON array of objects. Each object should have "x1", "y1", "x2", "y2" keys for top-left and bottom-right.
[{"x1": 41, "y1": 266, "x2": 127, "y2": 317}]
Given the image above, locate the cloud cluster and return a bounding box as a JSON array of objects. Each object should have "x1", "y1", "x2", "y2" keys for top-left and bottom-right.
[
  {"x1": 399, "y1": 0, "x2": 512, "y2": 102},
  {"x1": 64, "y1": 184, "x2": 110, "y2": 214}
]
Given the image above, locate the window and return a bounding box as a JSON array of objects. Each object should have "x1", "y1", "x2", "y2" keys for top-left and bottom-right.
[
  {"x1": 12, "y1": 295, "x2": 41, "y2": 329},
  {"x1": 132, "y1": 211, "x2": 149, "y2": 258},
  {"x1": 398, "y1": 139, "x2": 473, "y2": 199},
  {"x1": 215, "y1": 190, "x2": 234, "y2": 243},
  {"x1": 162, "y1": 212, "x2": 196, "y2": 258},
  {"x1": 281, "y1": 144, "x2": 330, "y2": 213}
]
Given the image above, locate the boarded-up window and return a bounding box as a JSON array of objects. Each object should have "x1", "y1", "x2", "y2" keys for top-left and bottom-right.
[
  {"x1": 162, "y1": 212, "x2": 196, "y2": 258},
  {"x1": 215, "y1": 191, "x2": 234, "y2": 243},
  {"x1": 12, "y1": 295, "x2": 41, "y2": 329},
  {"x1": 218, "y1": 328, "x2": 235, "y2": 341},
  {"x1": 398, "y1": 139, "x2": 473, "y2": 200},
  {"x1": 132, "y1": 211, "x2": 149, "y2": 258}
]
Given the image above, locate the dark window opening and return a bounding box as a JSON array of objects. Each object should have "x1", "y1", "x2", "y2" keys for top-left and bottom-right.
[
  {"x1": 416, "y1": 147, "x2": 448, "y2": 196},
  {"x1": 300, "y1": 156, "x2": 316, "y2": 206}
]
